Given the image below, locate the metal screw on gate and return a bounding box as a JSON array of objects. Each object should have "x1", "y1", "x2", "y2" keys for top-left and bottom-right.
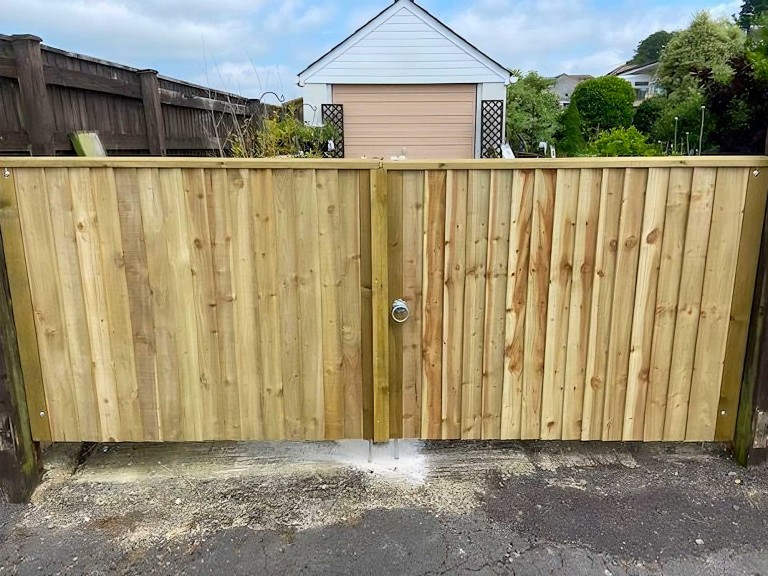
[
  {"x1": 2, "y1": 168, "x2": 10, "y2": 178},
  {"x1": 754, "y1": 169, "x2": 761, "y2": 177},
  {"x1": 39, "y1": 411, "x2": 46, "y2": 418}
]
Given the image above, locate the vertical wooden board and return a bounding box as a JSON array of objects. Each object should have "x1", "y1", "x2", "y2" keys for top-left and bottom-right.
[
  {"x1": 421, "y1": 170, "x2": 446, "y2": 439},
  {"x1": 461, "y1": 170, "x2": 490, "y2": 439},
  {"x1": 339, "y1": 170, "x2": 364, "y2": 439},
  {"x1": 252, "y1": 169, "x2": 286, "y2": 440},
  {"x1": 68, "y1": 168, "x2": 123, "y2": 441},
  {"x1": 521, "y1": 169, "x2": 556, "y2": 439},
  {"x1": 115, "y1": 168, "x2": 159, "y2": 441},
  {"x1": 663, "y1": 168, "x2": 717, "y2": 440},
  {"x1": 371, "y1": 168, "x2": 390, "y2": 441},
  {"x1": 273, "y1": 169, "x2": 302, "y2": 439},
  {"x1": 500, "y1": 170, "x2": 534, "y2": 440},
  {"x1": 541, "y1": 169, "x2": 580, "y2": 440},
  {"x1": 623, "y1": 168, "x2": 670, "y2": 440},
  {"x1": 16, "y1": 169, "x2": 81, "y2": 441},
  {"x1": 482, "y1": 170, "x2": 513, "y2": 439},
  {"x1": 401, "y1": 170, "x2": 424, "y2": 439},
  {"x1": 159, "y1": 168, "x2": 203, "y2": 440},
  {"x1": 295, "y1": 169, "x2": 324, "y2": 440},
  {"x1": 182, "y1": 168, "x2": 222, "y2": 439},
  {"x1": 227, "y1": 169, "x2": 264, "y2": 440},
  {"x1": 716, "y1": 168, "x2": 768, "y2": 441},
  {"x1": 562, "y1": 169, "x2": 602, "y2": 440},
  {"x1": 686, "y1": 168, "x2": 749, "y2": 441},
  {"x1": 601, "y1": 168, "x2": 647, "y2": 441},
  {"x1": 644, "y1": 169, "x2": 693, "y2": 441},
  {"x1": 441, "y1": 169, "x2": 468, "y2": 439},
  {"x1": 90, "y1": 168, "x2": 144, "y2": 441},
  {"x1": 46, "y1": 168, "x2": 101, "y2": 441},
  {"x1": 387, "y1": 171, "x2": 404, "y2": 439},
  {"x1": 359, "y1": 170, "x2": 374, "y2": 440},
  {"x1": 137, "y1": 168, "x2": 180, "y2": 441},
  {"x1": 582, "y1": 170, "x2": 624, "y2": 440},
  {"x1": 0, "y1": 169, "x2": 50, "y2": 441},
  {"x1": 208, "y1": 169, "x2": 243, "y2": 439},
  {"x1": 317, "y1": 169, "x2": 345, "y2": 439}
]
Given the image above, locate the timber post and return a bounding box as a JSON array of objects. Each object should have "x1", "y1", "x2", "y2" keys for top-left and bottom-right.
[
  {"x1": 0, "y1": 220, "x2": 39, "y2": 502},
  {"x1": 137, "y1": 69, "x2": 166, "y2": 156},
  {"x1": 10, "y1": 35, "x2": 55, "y2": 156},
  {"x1": 735, "y1": 166, "x2": 768, "y2": 465}
]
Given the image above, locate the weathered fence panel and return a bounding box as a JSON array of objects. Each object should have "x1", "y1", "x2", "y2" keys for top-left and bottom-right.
[
  {"x1": 1, "y1": 157, "x2": 766, "y2": 444},
  {"x1": 2, "y1": 158, "x2": 378, "y2": 442},
  {"x1": 386, "y1": 158, "x2": 768, "y2": 442}
]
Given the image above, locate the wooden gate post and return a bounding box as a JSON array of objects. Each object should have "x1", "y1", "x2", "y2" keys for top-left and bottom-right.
[
  {"x1": 11, "y1": 35, "x2": 55, "y2": 156},
  {"x1": 0, "y1": 213, "x2": 39, "y2": 502},
  {"x1": 735, "y1": 167, "x2": 768, "y2": 465}
]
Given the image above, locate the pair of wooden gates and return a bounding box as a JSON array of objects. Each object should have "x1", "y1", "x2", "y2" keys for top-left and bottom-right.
[{"x1": 1, "y1": 157, "x2": 766, "y2": 444}]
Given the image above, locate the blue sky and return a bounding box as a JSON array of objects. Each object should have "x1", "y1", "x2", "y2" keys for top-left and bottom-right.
[{"x1": 1, "y1": 0, "x2": 741, "y2": 101}]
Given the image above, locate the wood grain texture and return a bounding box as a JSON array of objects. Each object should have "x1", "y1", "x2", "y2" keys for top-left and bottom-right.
[
  {"x1": 441, "y1": 169, "x2": 469, "y2": 439},
  {"x1": 562, "y1": 169, "x2": 601, "y2": 440},
  {"x1": 643, "y1": 169, "x2": 693, "y2": 441},
  {"x1": 500, "y1": 170, "x2": 534, "y2": 439},
  {"x1": 371, "y1": 167, "x2": 390, "y2": 441},
  {"x1": 715, "y1": 167, "x2": 768, "y2": 441},
  {"x1": 421, "y1": 170, "x2": 446, "y2": 439},
  {"x1": 482, "y1": 170, "x2": 513, "y2": 439},
  {"x1": 582, "y1": 170, "x2": 625, "y2": 441},
  {"x1": 686, "y1": 168, "x2": 749, "y2": 441},
  {"x1": 460, "y1": 170, "x2": 490, "y2": 439},
  {"x1": 401, "y1": 171, "x2": 424, "y2": 438},
  {"x1": 623, "y1": 168, "x2": 670, "y2": 441},
  {"x1": 522, "y1": 170, "x2": 556, "y2": 439},
  {"x1": 358, "y1": 170, "x2": 374, "y2": 440},
  {"x1": 387, "y1": 171, "x2": 404, "y2": 439},
  {"x1": 541, "y1": 169, "x2": 580, "y2": 439},
  {"x1": 0, "y1": 168, "x2": 50, "y2": 441},
  {"x1": 602, "y1": 168, "x2": 647, "y2": 441},
  {"x1": 663, "y1": 168, "x2": 717, "y2": 441}
]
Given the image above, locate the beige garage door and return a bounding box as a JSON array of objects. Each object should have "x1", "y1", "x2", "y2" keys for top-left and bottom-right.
[{"x1": 332, "y1": 84, "x2": 476, "y2": 159}]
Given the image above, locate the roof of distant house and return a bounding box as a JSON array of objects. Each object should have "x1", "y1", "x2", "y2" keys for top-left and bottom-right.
[{"x1": 607, "y1": 61, "x2": 659, "y2": 76}]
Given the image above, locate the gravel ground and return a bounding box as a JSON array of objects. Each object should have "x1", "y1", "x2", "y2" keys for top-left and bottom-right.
[{"x1": 0, "y1": 441, "x2": 766, "y2": 575}]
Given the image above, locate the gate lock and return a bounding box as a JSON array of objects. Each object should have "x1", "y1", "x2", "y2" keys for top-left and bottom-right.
[{"x1": 391, "y1": 299, "x2": 410, "y2": 323}]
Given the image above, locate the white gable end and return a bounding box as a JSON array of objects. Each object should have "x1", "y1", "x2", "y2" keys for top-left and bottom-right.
[{"x1": 300, "y1": 3, "x2": 509, "y2": 85}]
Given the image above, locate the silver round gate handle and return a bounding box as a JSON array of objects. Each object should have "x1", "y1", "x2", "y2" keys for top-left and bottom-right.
[{"x1": 391, "y1": 298, "x2": 410, "y2": 323}]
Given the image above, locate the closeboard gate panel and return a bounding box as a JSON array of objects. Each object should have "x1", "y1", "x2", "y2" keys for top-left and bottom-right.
[{"x1": 0, "y1": 157, "x2": 765, "y2": 444}]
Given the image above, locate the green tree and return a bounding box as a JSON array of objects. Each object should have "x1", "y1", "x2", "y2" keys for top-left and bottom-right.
[
  {"x1": 738, "y1": 0, "x2": 768, "y2": 30},
  {"x1": 589, "y1": 127, "x2": 660, "y2": 157},
  {"x1": 555, "y1": 103, "x2": 586, "y2": 156},
  {"x1": 505, "y1": 71, "x2": 562, "y2": 152},
  {"x1": 632, "y1": 97, "x2": 668, "y2": 135},
  {"x1": 629, "y1": 31, "x2": 676, "y2": 65},
  {"x1": 657, "y1": 12, "x2": 745, "y2": 92},
  {"x1": 652, "y1": 89, "x2": 714, "y2": 153},
  {"x1": 570, "y1": 76, "x2": 636, "y2": 133}
]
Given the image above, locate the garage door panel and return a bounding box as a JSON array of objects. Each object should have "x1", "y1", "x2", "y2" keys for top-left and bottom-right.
[{"x1": 333, "y1": 84, "x2": 476, "y2": 159}]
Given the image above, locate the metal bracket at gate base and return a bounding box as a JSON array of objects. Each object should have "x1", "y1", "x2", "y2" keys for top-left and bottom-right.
[{"x1": 391, "y1": 299, "x2": 410, "y2": 323}]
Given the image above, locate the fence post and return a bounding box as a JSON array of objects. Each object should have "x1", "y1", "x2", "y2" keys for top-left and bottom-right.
[
  {"x1": 11, "y1": 35, "x2": 55, "y2": 156},
  {"x1": 137, "y1": 70, "x2": 166, "y2": 156},
  {"x1": 0, "y1": 202, "x2": 39, "y2": 502},
  {"x1": 735, "y1": 168, "x2": 768, "y2": 465}
]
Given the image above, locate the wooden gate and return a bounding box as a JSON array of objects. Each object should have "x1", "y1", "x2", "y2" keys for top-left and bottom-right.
[
  {"x1": 1, "y1": 157, "x2": 766, "y2": 444},
  {"x1": 382, "y1": 159, "x2": 768, "y2": 443}
]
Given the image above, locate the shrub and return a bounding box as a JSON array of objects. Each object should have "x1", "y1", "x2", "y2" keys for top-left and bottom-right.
[
  {"x1": 556, "y1": 103, "x2": 586, "y2": 156},
  {"x1": 570, "y1": 76, "x2": 637, "y2": 134},
  {"x1": 633, "y1": 98, "x2": 667, "y2": 136},
  {"x1": 589, "y1": 126, "x2": 660, "y2": 157},
  {"x1": 231, "y1": 110, "x2": 338, "y2": 158}
]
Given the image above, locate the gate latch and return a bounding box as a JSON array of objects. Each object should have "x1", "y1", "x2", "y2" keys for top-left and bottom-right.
[{"x1": 391, "y1": 299, "x2": 410, "y2": 323}]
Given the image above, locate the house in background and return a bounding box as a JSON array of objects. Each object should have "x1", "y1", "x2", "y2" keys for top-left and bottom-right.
[
  {"x1": 550, "y1": 73, "x2": 593, "y2": 107},
  {"x1": 298, "y1": 0, "x2": 511, "y2": 159},
  {"x1": 607, "y1": 62, "x2": 662, "y2": 106}
]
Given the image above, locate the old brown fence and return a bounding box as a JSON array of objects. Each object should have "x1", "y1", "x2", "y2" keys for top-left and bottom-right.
[
  {"x1": 0, "y1": 157, "x2": 766, "y2": 448},
  {"x1": 0, "y1": 35, "x2": 271, "y2": 157}
]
